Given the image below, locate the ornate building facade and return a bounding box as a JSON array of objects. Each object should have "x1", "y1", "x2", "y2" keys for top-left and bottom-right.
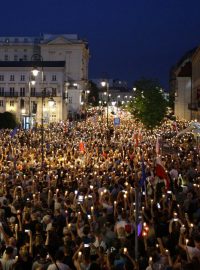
[{"x1": 0, "y1": 34, "x2": 89, "y2": 127}]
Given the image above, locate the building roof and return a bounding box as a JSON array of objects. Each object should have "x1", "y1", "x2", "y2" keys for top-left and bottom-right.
[
  {"x1": 0, "y1": 61, "x2": 66, "y2": 67},
  {"x1": 174, "y1": 47, "x2": 197, "y2": 77}
]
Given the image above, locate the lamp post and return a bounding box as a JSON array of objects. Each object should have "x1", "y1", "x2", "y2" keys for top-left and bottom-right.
[
  {"x1": 31, "y1": 54, "x2": 44, "y2": 168},
  {"x1": 28, "y1": 74, "x2": 36, "y2": 129},
  {"x1": 48, "y1": 96, "x2": 55, "y2": 123},
  {"x1": 84, "y1": 90, "x2": 90, "y2": 120},
  {"x1": 101, "y1": 80, "x2": 109, "y2": 128}
]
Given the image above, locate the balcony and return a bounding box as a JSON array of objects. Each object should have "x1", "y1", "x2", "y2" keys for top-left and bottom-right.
[
  {"x1": 30, "y1": 92, "x2": 57, "y2": 98},
  {"x1": 188, "y1": 102, "x2": 199, "y2": 111},
  {"x1": 3, "y1": 92, "x2": 19, "y2": 97}
]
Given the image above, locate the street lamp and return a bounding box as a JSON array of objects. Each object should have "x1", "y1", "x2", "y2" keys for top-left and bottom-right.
[
  {"x1": 48, "y1": 96, "x2": 55, "y2": 123},
  {"x1": 31, "y1": 54, "x2": 44, "y2": 168},
  {"x1": 28, "y1": 75, "x2": 36, "y2": 129},
  {"x1": 48, "y1": 96, "x2": 55, "y2": 107},
  {"x1": 101, "y1": 79, "x2": 109, "y2": 128},
  {"x1": 84, "y1": 90, "x2": 90, "y2": 120}
]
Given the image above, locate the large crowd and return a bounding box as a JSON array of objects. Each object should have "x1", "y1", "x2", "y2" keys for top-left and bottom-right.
[{"x1": 0, "y1": 111, "x2": 199, "y2": 270}]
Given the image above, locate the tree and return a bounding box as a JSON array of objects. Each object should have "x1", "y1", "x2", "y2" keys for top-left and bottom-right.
[
  {"x1": 0, "y1": 111, "x2": 18, "y2": 129},
  {"x1": 128, "y1": 78, "x2": 167, "y2": 129},
  {"x1": 87, "y1": 81, "x2": 100, "y2": 106}
]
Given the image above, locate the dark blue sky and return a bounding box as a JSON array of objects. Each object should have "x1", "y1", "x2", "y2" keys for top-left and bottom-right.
[{"x1": 1, "y1": 0, "x2": 200, "y2": 90}]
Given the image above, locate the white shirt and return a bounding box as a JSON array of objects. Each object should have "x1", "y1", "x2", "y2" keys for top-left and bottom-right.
[
  {"x1": 47, "y1": 262, "x2": 71, "y2": 270},
  {"x1": 0, "y1": 258, "x2": 16, "y2": 270},
  {"x1": 187, "y1": 246, "x2": 200, "y2": 260}
]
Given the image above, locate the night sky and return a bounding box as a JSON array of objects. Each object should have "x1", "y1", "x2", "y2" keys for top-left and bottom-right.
[{"x1": 1, "y1": 0, "x2": 200, "y2": 90}]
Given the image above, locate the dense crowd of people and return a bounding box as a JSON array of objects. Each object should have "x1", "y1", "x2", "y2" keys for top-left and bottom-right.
[{"x1": 0, "y1": 111, "x2": 199, "y2": 270}]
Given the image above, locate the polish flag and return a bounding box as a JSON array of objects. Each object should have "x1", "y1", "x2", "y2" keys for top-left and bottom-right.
[
  {"x1": 173, "y1": 121, "x2": 178, "y2": 133},
  {"x1": 79, "y1": 141, "x2": 85, "y2": 153},
  {"x1": 155, "y1": 157, "x2": 170, "y2": 190}
]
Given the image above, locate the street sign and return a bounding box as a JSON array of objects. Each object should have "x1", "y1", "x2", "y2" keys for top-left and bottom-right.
[{"x1": 114, "y1": 117, "x2": 120, "y2": 126}]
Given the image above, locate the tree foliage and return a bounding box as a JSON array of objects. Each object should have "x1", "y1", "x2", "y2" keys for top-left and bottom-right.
[
  {"x1": 128, "y1": 78, "x2": 167, "y2": 129},
  {"x1": 87, "y1": 81, "x2": 100, "y2": 106},
  {"x1": 0, "y1": 112, "x2": 18, "y2": 129}
]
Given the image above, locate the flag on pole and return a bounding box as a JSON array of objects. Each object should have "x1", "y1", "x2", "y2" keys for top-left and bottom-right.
[
  {"x1": 10, "y1": 127, "x2": 18, "y2": 138},
  {"x1": 172, "y1": 121, "x2": 178, "y2": 133},
  {"x1": 79, "y1": 141, "x2": 85, "y2": 153},
  {"x1": 139, "y1": 159, "x2": 146, "y2": 187},
  {"x1": 155, "y1": 157, "x2": 170, "y2": 190}
]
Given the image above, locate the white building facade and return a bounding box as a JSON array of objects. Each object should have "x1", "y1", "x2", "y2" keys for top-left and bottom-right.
[{"x1": 0, "y1": 34, "x2": 89, "y2": 127}]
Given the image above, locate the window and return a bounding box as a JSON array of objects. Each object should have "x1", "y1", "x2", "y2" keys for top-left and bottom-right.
[
  {"x1": 24, "y1": 55, "x2": 27, "y2": 61},
  {"x1": 31, "y1": 88, "x2": 36, "y2": 97},
  {"x1": 10, "y1": 87, "x2": 15, "y2": 96},
  {"x1": 24, "y1": 38, "x2": 28, "y2": 43},
  {"x1": 14, "y1": 55, "x2": 18, "y2": 61},
  {"x1": 52, "y1": 88, "x2": 57, "y2": 96},
  {"x1": 32, "y1": 101, "x2": 37, "y2": 114},
  {"x1": 20, "y1": 99, "x2": 24, "y2": 109},
  {"x1": 43, "y1": 75, "x2": 46, "y2": 81},
  {"x1": 14, "y1": 38, "x2": 19, "y2": 43},
  {"x1": 10, "y1": 100, "x2": 14, "y2": 107},
  {"x1": 43, "y1": 88, "x2": 47, "y2": 96},
  {"x1": 52, "y1": 75, "x2": 57, "y2": 81},
  {"x1": 20, "y1": 75, "x2": 25, "y2": 81},
  {"x1": 4, "y1": 55, "x2": 8, "y2": 61},
  {"x1": 0, "y1": 100, "x2": 3, "y2": 107},
  {"x1": 51, "y1": 114, "x2": 56, "y2": 121},
  {"x1": 0, "y1": 75, "x2": 4, "y2": 81},
  {"x1": 10, "y1": 75, "x2": 15, "y2": 81},
  {"x1": 20, "y1": 87, "x2": 25, "y2": 97},
  {"x1": 69, "y1": 97, "x2": 72, "y2": 104},
  {"x1": 0, "y1": 87, "x2": 4, "y2": 96}
]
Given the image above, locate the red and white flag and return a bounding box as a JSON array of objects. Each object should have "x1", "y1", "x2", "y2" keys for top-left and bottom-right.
[
  {"x1": 155, "y1": 157, "x2": 170, "y2": 191},
  {"x1": 79, "y1": 141, "x2": 85, "y2": 153},
  {"x1": 172, "y1": 121, "x2": 178, "y2": 133}
]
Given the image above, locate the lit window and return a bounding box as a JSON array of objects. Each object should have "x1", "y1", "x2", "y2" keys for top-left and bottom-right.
[{"x1": 10, "y1": 100, "x2": 14, "y2": 107}]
